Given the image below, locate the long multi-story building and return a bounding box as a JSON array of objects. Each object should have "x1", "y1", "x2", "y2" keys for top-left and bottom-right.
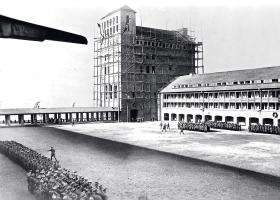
[
  {"x1": 159, "y1": 66, "x2": 280, "y2": 127},
  {"x1": 93, "y1": 5, "x2": 203, "y2": 122}
]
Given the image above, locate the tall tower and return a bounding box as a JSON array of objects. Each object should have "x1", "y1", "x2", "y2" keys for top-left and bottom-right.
[{"x1": 94, "y1": 6, "x2": 203, "y2": 122}]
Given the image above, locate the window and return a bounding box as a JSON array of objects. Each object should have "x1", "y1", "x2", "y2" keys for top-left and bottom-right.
[
  {"x1": 152, "y1": 66, "x2": 155, "y2": 74},
  {"x1": 110, "y1": 19, "x2": 112, "y2": 26},
  {"x1": 116, "y1": 16, "x2": 118, "y2": 23},
  {"x1": 146, "y1": 66, "x2": 150, "y2": 73},
  {"x1": 132, "y1": 92, "x2": 135, "y2": 98},
  {"x1": 113, "y1": 26, "x2": 115, "y2": 33},
  {"x1": 116, "y1": 25, "x2": 119, "y2": 32},
  {"x1": 169, "y1": 66, "x2": 172, "y2": 71},
  {"x1": 140, "y1": 66, "x2": 143, "y2": 73},
  {"x1": 272, "y1": 79, "x2": 278, "y2": 83}
]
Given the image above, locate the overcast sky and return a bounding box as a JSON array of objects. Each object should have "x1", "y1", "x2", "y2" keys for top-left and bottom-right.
[{"x1": 0, "y1": 0, "x2": 280, "y2": 108}]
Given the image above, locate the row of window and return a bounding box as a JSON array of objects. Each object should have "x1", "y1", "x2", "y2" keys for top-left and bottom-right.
[
  {"x1": 135, "y1": 40, "x2": 193, "y2": 50},
  {"x1": 102, "y1": 16, "x2": 119, "y2": 29},
  {"x1": 163, "y1": 102, "x2": 280, "y2": 110},
  {"x1": 164, "y1": 90, "x2": 280, "y2": 99},
  {"x1": 103, "y1": 25, "x2": 119, "y2": 36},
  {"x1": 173, "y1": 79, "x2": 280, "y2": 89}
]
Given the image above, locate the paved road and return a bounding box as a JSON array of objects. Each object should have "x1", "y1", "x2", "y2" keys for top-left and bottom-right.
[{"x1": 1, "y1": 127, "x2": 280, "y2": 200}]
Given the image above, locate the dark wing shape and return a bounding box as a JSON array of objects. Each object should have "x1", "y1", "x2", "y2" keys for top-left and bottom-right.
[{"x1": 0, "y1": 15, "x2": 87, "y2": 44}]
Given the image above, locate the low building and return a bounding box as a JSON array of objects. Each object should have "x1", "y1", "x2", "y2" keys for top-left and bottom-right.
[{"x1": 159, "y1": 66, "x2": 280, "y2": 127}]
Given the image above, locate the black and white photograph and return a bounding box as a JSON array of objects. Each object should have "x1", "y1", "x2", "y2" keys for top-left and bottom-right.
[{"x1": 0, "y1": 0, "x2": 280, "y2": 199}]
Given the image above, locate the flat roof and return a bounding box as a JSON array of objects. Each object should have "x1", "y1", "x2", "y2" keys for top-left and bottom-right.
[
  {"x1": 160, "y1": 66, "x2": 280, "y2": 93},
  {"x1": 0, "y1": 107, "x2": 118, "y2": 115}
]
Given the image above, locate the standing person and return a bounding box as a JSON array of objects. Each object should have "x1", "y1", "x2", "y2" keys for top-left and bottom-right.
[
  {"x1": 48, "y1": 147, "x2": 57, "y2": 161},
  {"x1": 159, "y1": 122, "x2": 163, "y2": 129},
  {"x1": 72, "y1": 119, "x2": 75, "y2": 126},
  {"x1": 180, "y1": 128, "x2": 184, "y2": 135},
  {"x1": 167, "y1": 122, "x2": 170, "y2": 130},
  {"x1": 162, "y1": 123, "x2": 166, "y2": 133}
]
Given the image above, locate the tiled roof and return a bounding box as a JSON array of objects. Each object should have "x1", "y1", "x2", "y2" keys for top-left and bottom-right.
[
  {"x1": 101, "y1": 5, "x2": 136, "y2": 20},
  {"x1": 160, "y1": 66, "x2": 280, "y2": 93}
]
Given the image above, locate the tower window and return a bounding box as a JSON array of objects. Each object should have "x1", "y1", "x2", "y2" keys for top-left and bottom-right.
[
  {"x1": 152, "y1": 66, "x2": 155, "y2": 74},
  {"x1": 146, "y1": 66, "x2": 150, "y2": 73}
]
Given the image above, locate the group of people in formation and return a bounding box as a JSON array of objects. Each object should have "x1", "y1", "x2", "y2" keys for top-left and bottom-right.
[
  {"x1": 205, "y1": 121, "x2": 241, "y2": 131},
  {"x1": 0, "y1": 140, "x2": 108, "y2": 200},
  {"x1": 249, "y1": 124, "x2": 280, "y2": 134},
  {"x1": 177, "y1": 121, "x2": 210, "y2": 133}
]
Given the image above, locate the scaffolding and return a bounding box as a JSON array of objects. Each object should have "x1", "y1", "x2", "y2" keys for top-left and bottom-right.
[{"x1": 93, "y1": 25, "x2": 204, "y2": 121}]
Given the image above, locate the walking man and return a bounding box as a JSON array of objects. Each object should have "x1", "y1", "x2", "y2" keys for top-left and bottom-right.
[
  {"x1": 48, "y1": 147, "x2": 57, "y2": 161},
  {"x1": 167, "y1": 122, "x2": 170, "y2": 130},
  {"x1": 180, "y1": 128, "x2": 184, "y2": 135},
  {"x1": 162, "y1": 123, "x2": 166, "y2": 133}
]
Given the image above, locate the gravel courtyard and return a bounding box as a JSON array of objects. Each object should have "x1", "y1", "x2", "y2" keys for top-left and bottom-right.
[
  {"x1": 56, "y1": 121, "x2": 280, "y2": 177},
  {"x1": 1, "y1": 123, "x2": 280, "y2": 200}
]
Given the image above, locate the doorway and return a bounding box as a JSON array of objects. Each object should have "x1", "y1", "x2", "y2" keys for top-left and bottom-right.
[{"x1": 130, "y1": 109, "x2": 138, "y2": 122}]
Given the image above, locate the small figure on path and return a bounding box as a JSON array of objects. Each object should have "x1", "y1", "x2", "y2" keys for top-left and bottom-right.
[
  {"x1": 180, "y1": 128, "x2": 184, "y2": 135},
  {"x1": 48, "y1": 147, "x2": 57, "y2": 161},
  {"x1": 162, "y1": 123, "x2": 167, "y2": 133},
  {"x1": 72, "y1": 119, "x2": 75, "y2": 126},
  {"x1": 159, "y1": 122, "x2": 163, "y2": 129},
  {"x1": 167, "y1": 122, "x2": 170, "y2": 130}
]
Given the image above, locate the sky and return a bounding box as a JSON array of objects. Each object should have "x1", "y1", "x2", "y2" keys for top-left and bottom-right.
[{"x1": 0, "y1": 0, "x2": 280, "y2": 108}]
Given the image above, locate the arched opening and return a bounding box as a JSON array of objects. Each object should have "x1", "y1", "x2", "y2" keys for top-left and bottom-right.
[
  {"x1": 263, "y1": 118, "x2": 273, "y2": 126},
  {"x1": 249, "y1": 117, "x2": 259, "y2": 125},
  {"x1": 179, "y1": 114, "x2": 185, "y2": 121},
  {"x1": 171, "y1": 113, "x2": 177, "y2": 121},
  {"x1": 205, "y1": 115, "x2": 212, "y2": 122},
  {"x1": 195, "y1": 115, "x2": 202, "y2": 123},
  {"x1": 164, "y1": 113, "x2": 169, "y2": 121},
  {"x1": 187, "y1": 114, "x2": 193, "y2": 122},
  {"x1": 215, "y1": 115, "x2": 222, "y2": 122},
  {"x1": 225, "y1": 116, "x2": 234, "y2": 123},
  {"x1": 237, "y1": 117, "x2": 246, "y2": 126}
]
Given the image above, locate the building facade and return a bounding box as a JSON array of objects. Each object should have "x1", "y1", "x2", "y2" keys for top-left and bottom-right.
[
  {"x1": 160, "y1": 66, "x2": 280, "y2": 127},
  {"x1": 93, "y1": 5, "x2": 203, "y2": 122}
]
